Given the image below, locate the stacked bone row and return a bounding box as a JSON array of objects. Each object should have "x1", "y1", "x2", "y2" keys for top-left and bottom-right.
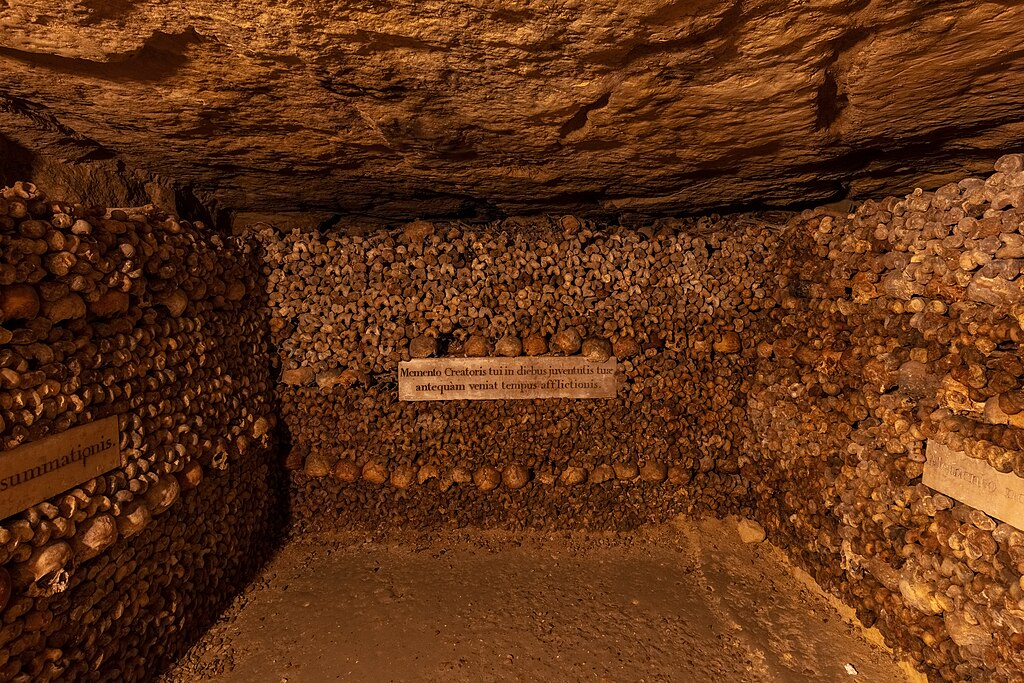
[{"x1": 258, "y1": 216, "x2": 778, "y2": 529}]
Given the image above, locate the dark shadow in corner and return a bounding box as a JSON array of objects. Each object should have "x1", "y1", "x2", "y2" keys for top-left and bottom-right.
[
  {"x1": 146, "y1": 225, "x2": 293, "y2": 682},
  {"x1": 0, "y1": 133, "x2": 34, "y2": 188}
]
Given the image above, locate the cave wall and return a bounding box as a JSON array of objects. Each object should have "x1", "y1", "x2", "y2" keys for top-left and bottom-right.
[
  {"x1": 0, "y1": 134, "x2": 228, "y2": 230},
  {"x1": 0, "y1": 187, "x2": 282, "y2": 681}
]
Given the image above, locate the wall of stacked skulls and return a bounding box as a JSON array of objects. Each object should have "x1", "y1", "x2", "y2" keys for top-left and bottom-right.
[
  {"x1": 0, "y1": 183, "x2": 281, "y2": 682},
  {"x1": 259, "y1": 216, "x2": 782, "y2": 530},
  {"x1": 262, "y1": 155, "x2": 1024, "y2": 682},
  {"x1": 2, "y1": 151, "x2": 1023, "y2": 682},
  {"x1": 750, "y1": 154, "x2": 1024, "y2": 682}
]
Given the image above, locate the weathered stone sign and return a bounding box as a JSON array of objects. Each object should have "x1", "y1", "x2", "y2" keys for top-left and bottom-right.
[
  {"x1": 923, "y1": 439, "x2": 1024, "y2": 530},
  {"x1": 398, "y1": 357, "x2": 617, "y2": 401},
  {"x1": 0, "y1": 416, "x2": 121, "y2": 520}
]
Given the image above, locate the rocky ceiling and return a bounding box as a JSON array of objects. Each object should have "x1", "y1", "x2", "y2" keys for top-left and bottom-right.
[{"x1": 1, "y1": 1, "x2": 1024, "y2": 225}]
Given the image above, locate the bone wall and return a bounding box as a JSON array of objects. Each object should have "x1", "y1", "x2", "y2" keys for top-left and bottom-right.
[
  {"x1": 751, "y1": 154, "x2": 1024, "y2": 682},
  {"x1": 0, "y1": 185, "x2": 281, "y2": 682},
  {"x1": 258, "y1": 216, "x2": 782, "y2": 530},
  {"x1": 5, "y1": 152, "x2": 1024, "y2": 682}
]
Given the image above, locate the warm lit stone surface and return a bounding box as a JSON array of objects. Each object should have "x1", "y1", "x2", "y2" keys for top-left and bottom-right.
[
  {"x1": 160, "y1": 522, "x2": 912, "y2": 683},
  {"x1": 2, "y1": 1, "x2": 1024, "y2": 221}
]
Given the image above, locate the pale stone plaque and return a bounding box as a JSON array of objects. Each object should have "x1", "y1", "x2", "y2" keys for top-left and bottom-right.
[
  {"x1": 0, "y1": 416, "x2": 121, "y2": 520},
  {"x1": 923, "y1": 439, "x2": 1024, "y2": 530},
  {"x1": 399, "y1": 357, "x2": 617, "y2": 401}
]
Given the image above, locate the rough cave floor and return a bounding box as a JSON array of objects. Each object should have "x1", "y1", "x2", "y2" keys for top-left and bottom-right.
[{"x1": 160, "y1": 519, "x2": 915, "y2": 683}]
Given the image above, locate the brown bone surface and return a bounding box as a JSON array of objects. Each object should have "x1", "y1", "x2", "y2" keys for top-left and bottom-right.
[
  {"x1": 0, "y1": 185, "x2": 281, "y2": 682},
  {"x1": 3, "y1": 155, "x2": 1024, "y2": 682}
]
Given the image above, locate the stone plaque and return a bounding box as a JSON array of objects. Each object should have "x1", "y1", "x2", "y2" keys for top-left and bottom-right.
[
  {"x1": 923, "y1": 439, "x2": 1024, "y2": 530},
  {"x1": 399, "y1": 357, "x2": 617, "y2": 401},
  {"x1": 0, "y1": 416, "x2": 121, "y2": 520}
]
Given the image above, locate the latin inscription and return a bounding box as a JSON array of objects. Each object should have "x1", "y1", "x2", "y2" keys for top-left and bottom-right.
[
  {"x1": 923, "y1": 439, "x2": 1024, "y2": 530},
  {"x1": 399, "y1": 357, "x2": 617, "y2": 401},
  {"x1": 0, "y1": 416, "x2": 121, "y2": 520}
]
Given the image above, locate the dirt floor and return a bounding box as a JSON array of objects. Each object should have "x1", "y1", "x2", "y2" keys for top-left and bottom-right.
[{"x1": 160, "y1": 517, "x2": 918, "y2": 683}]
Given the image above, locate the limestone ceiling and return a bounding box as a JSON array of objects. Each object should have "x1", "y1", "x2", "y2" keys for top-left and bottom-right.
[{"x1": 1, "y1": 1, "x2": 1023, "y2": 222}]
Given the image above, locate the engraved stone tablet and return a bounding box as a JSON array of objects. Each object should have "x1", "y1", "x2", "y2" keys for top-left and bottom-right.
[
  {"x1": 399, "y1": 357, "x2": 617, "y2": 401},
  {"x1": 0, "y1": 416, "x2": 121, "y2": 520},
  {"x1": 923, "y1": 439, "x2": 1024, "y2": 530}
]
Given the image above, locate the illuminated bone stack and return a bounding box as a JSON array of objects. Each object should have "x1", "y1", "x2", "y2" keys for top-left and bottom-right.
[
  {"x1": 260, "y1": 154, "x2": 1024, "y2": 682},
  {"x1": 258, "y1": 215, "x2": 781, "y2": 530},
  {"x1": 750, "y1": 155, "x2": 1024, "y2": 681}
]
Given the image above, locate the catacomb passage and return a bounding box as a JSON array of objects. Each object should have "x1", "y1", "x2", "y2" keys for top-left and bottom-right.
[{"x1": 3, "y1": 3, "x2": 1024, "y2": 682}]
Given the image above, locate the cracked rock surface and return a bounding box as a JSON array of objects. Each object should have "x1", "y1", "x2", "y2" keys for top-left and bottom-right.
[{"x1": 1, "y1": 1, "x2": 1023, "y2": 221}]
